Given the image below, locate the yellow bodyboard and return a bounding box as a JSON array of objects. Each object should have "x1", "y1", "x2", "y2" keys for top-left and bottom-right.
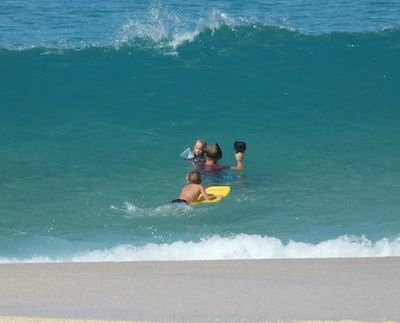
[{"x1": 192, "y1": 186, "x2": 231, "y2": 205}]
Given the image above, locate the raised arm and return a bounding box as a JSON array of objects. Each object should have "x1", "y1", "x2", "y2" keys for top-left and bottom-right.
[{"x1": 231, "y1": 152, "x2": 244, "y2": 170}]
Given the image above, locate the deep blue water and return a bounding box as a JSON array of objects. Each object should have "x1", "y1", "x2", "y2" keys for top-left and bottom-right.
[{"x1": 1, "y1": 0, "x2": 400, "y2": 262}]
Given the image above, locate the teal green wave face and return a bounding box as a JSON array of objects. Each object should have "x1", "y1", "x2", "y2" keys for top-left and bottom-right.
[
  {"x1": 1, "y1": 22, "x2": 400, "y2": 261},
  {"x1": 1, "y1": 0, "x2": 400, "y2": 49}
]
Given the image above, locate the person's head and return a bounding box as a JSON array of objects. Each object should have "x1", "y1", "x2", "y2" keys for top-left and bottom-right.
[
  {"x1": 205, "y1": 143, "x2": 222, "y2": 162},
  {"x1": 234, "y1": 141, "x2": 246, "y2": 153},
  {"x1": 193, "y1": 139, "x2": 207, "y2": 157},
  {"x1": 187, "y1": 171, "x2": 202, "y2": 184}
]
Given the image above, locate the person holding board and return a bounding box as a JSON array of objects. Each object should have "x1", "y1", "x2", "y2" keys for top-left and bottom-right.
[{"x1": 171, "y1": 171, "x2": 216, "y2": 205}]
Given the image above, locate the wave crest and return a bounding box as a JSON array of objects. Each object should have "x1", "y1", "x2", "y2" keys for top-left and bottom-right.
[
  {"x1": 114, "y1": 3, "x2": 255, "y2": 53},
  {"x1": 1, "y1": 234, "x2": 400, "y2": 263}
]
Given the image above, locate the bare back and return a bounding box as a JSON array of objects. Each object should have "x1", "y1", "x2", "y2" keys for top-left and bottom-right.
[{"x1": 178, "y1": 183, "x2": 208, "y2": 204}]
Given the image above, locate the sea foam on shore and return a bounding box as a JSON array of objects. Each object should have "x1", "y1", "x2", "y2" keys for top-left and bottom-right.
[{"x1": 1, "y1": 234, "x2": 400, "y2": 264}]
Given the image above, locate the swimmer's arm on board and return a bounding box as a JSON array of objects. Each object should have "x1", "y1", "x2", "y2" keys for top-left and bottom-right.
[{"x1": 200, "y1": 185, "x2": 216, "y2": 201}]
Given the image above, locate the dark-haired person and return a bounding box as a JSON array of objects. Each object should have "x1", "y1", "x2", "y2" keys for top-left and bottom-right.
[{"x1": 233, "y1": 141, "x2": 246, "y2": 170}]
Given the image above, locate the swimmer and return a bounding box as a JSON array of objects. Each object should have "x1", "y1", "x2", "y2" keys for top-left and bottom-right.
[
  {"x1": 192, "y1": 138, "x2": 207, "y2": 163},
  {"x1": 179, "y1": 138, "x2": 207, "y2": 162},
  {"x1": 171, "y1": 171, "x2": 215, "y2": 205},
  {"x1": 233, "y1": 141, "x2": 246, "y2": 170},
  {"x1": 200, "y1": 143, "x2": 244, "y2": 172}
]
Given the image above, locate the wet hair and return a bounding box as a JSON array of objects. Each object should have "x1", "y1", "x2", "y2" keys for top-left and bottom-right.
[
  {"x1": 205, "y1": 143, "x2": 222, "y2": 161},
  {"x1": 234, "y1": 141, "x2": 246, "y2": 153},
  {"x1": 187, "y1": 171, "x2": 202, "y2": 184},
  {"x1": 193, "y1": 138, "x2": 207, "y2": 155}
]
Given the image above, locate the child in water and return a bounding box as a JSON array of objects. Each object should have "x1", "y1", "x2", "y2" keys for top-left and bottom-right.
[
  {"x1": 233, "y1": 141, "x2": 246, "y2": 170},
  {"x1": 171, "y1": 171, "x2": 215, "y2": 205},
  {"x1": 192, "y1": 138, "x2": 207, "y2": 163},
  {"x1": 179, "y1": 138, "x2": 207, "y2": 163}
]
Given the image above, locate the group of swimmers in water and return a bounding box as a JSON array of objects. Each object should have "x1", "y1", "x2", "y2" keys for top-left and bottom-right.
[{"x1": 172, "y1": 139, "x2": 246, "y2": 205}]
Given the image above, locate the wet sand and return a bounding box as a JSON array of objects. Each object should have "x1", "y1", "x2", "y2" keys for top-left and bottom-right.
[{"x1": 0, "y1": 258, "x2": 399, "y2": 322}]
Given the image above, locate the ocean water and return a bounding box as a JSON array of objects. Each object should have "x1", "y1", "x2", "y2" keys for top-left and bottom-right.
[{"x1": 1, "y1": 0, "x2": 400, "y2": 263}]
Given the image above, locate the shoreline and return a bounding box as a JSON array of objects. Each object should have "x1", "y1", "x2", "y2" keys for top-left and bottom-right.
[{"x1": 1, "y1": 257, "x2": 399, "y2": 322}]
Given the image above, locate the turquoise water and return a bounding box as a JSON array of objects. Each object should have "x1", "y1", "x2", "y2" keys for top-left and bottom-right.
[{"x1": 1, "y1": 1, "x2": 400, "y2": 262}]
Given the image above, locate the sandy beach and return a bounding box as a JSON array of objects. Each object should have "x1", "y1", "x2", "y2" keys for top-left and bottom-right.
[{"x1": 0, "y1": 258, "x2": 399, "y2": 322}]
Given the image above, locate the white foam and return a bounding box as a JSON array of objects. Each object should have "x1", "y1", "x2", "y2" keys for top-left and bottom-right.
[
  {"x1": 110, "y1": 201, "x2": 195, "y2": 218},
  {"x1": 1, "y1": 234, "x2": 400, "y2": 264},
  {"x1": 113, "y1": 3, "x2": 251, "y2": 53}
]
